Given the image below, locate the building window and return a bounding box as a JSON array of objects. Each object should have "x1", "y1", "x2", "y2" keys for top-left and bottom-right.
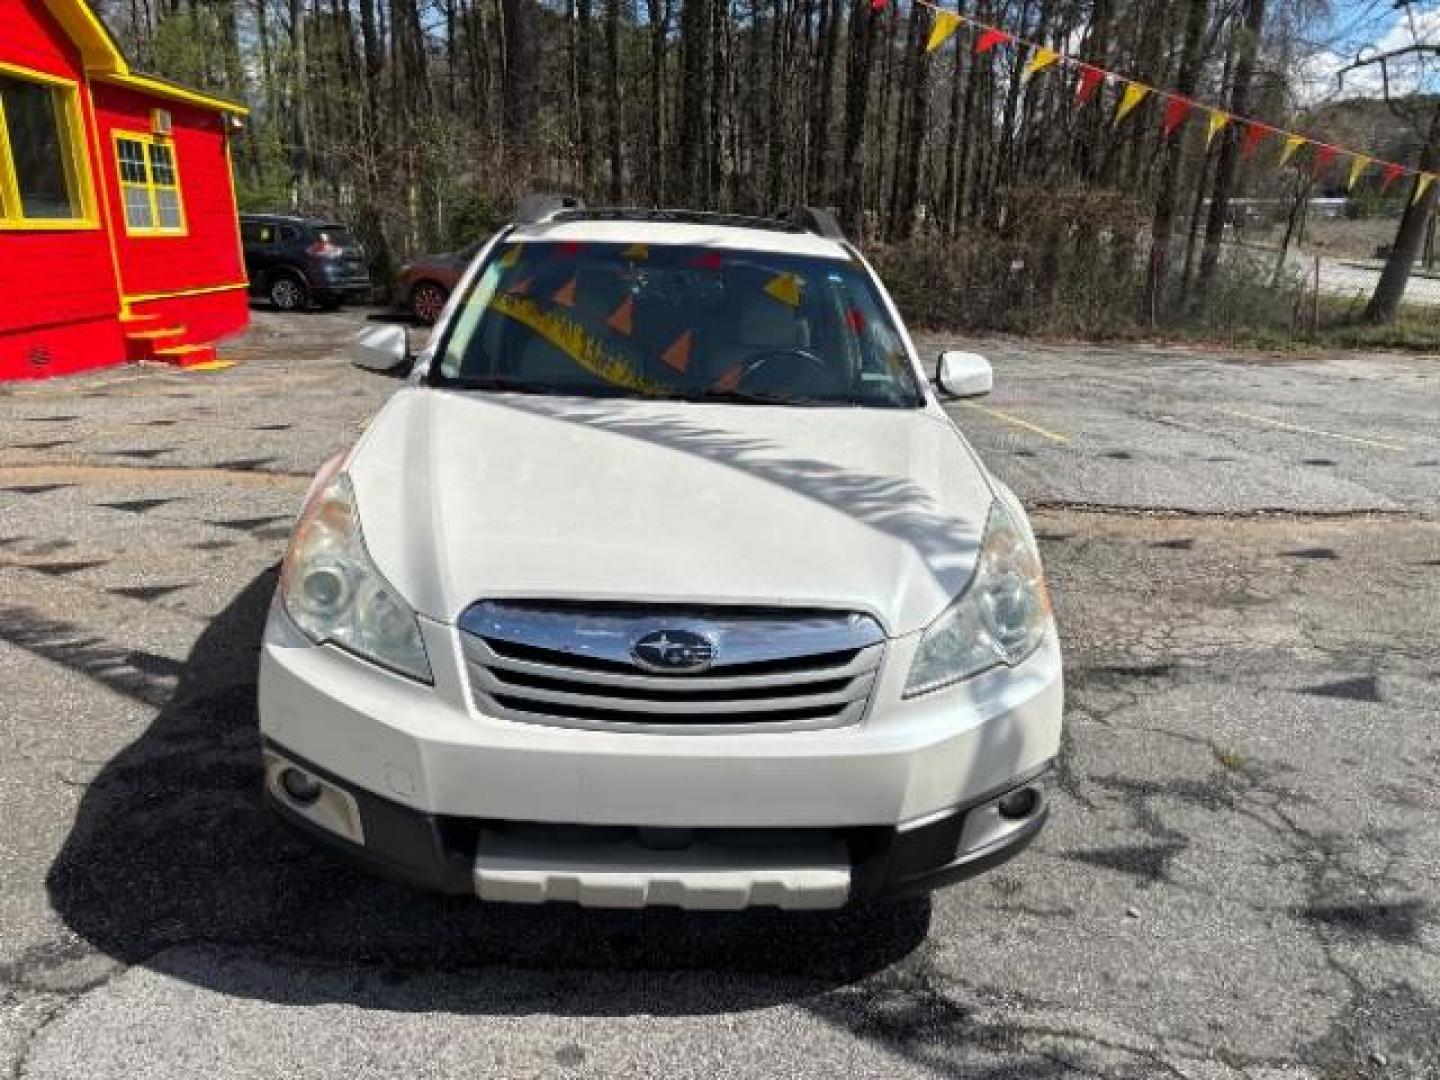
[
  {"x1": 0, "y1": 67, "x2": 94, "y2": 229},
  {"x1": 114, "y1": 133, "x2": 185, "y2": 236}
]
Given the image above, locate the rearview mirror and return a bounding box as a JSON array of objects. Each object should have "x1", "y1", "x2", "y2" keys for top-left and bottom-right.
[
  {"x1": 935, "y1": 351, "x2": 993, "y2": 398},
  {"x1": 346, "y1": 324, "x2": 410, "y2": 372}
]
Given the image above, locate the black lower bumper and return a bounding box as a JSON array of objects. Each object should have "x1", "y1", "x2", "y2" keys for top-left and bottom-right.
[{"x1": 263, "y1": 739, "x2": 1051, "y2": 903}]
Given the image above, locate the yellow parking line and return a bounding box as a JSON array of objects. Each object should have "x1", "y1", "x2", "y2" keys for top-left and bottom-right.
[
  {"x1": 957, "y1": 401, "x2": 1070, "y2": 444},
  {"x1": 1220, "y1": 409, "x2": 1405, "y2": 452}
]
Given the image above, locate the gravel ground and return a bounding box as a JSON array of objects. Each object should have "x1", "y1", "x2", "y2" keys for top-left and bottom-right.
[{"x1": 1, "y1": 308, "x2": 1436, "y2": 1079}]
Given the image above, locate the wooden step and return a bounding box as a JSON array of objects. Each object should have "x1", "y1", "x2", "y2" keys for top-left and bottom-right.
[
  {"x1": 153, "y1": 342, "x2": 218, "y2": 368},
  {"x1": 124, "y1": 323, "x2": 186, "y2": 362}
]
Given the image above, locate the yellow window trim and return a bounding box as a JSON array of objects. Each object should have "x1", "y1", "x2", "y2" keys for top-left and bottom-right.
[
  {"x1": 111, "y1": 128, "x2": 187, "y2": 238},
  {"x1": 0, "y1": 61, "x2": 99, "y2": 232}
]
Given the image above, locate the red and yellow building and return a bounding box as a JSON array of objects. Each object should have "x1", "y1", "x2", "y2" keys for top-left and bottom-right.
[{"x1": 0, "y1": 0, "x2": 248, "y2": 380}]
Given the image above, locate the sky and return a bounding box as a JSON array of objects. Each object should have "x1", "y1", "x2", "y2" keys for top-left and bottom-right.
[{"x1": 1299, "y1": 0, "x2": 1440, "y2": 103}]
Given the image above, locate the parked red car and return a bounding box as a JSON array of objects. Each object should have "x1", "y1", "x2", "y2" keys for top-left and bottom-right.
[{"x1": 393, "y1": 241, "x2": 482, "y2": 324}]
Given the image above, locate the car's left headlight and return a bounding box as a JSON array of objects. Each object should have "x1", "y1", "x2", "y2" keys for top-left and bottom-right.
[
  {"x1": 279, "y1": 470, "x2": 432, "y2": 683},
  {"x1": 904, "y1": 499, "x2": 1051, "y2": 697}
]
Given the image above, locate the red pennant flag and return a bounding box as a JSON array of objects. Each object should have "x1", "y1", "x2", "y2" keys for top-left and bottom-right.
[
  {"x1": 556, "y1": 241, "x2": 584, "y2": 257},
  {"x1": 869, "y1": 0, "x2": 886, "y2": 10},
  {"x1": 1311, "y1": 144, "x2": 1338, "y2": 179},
  {"x1": 606, "y1": 295, "x2": 634, "y2": 335},
  {"x1": 688, "y1": 251, "x2": 726, "y2": 271},
  {"x1": 975, "y1": 28, "x2": 1010, "y2": 54},
  {"x1": 1162, "y1": 97, "x2": 1191, "y2": 136},
  {"x1": 1075, "y1": 66, "x2": 1105, "y2": 105},
  {"x1": 551, "y1": 277, "x2": 577, "y2": 308},
  {"x1": 1240, "y1": 122, "x2": 1271, "y2": 160},
  {"x1": 1381, "y1": 163, "x2": 1405, "y2": 193},
  {"x1": 844, "y1": 308, "x2": 866, "y2": 334},
  {"x1": 712, "y1": 364, "x2": 743, "y2": 393},
  {"x1": 661, "y1": 330, "x2": 692, "y2": 373}
]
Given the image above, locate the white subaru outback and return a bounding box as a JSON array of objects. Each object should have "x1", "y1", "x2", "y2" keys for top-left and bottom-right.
[{"x1": 259, "y1": 197, "x2": 1062, "y2": 910}]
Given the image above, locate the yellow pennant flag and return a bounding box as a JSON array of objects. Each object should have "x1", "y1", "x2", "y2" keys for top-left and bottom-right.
[
  {"x1": 1412, "y1": 173, "x2": 1434, "y2": 206},
  {"x1": 1205, "y1": 110, "x2": 1230, "y2": 148},
  {"x1": 1024, "y1": 47, "x2": 1061, "y2": 79},
  {"x1": 1278, "y1": 134, "x2": 1306, "y2": 168},
  {"x1": 926, "y1": 10, "x2": 962, "y2": 53},
  {"x1": 1346, "y1": 155, "x2": 1371, "y2": 192},
  {"x1": 1114, "y1": 82, "x2": 1149, "y2": 124}
]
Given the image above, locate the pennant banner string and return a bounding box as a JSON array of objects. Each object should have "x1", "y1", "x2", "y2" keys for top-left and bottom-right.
[{"x1": 911, "y1": 0, "x2": 1429, "y2": 195}]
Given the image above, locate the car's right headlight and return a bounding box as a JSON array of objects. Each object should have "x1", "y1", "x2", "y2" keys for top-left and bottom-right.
[
  {"x1": 904, "y1": 499, "x2": 1051, "y2": 697},
  {"x1": 279, "y1": 470, "x2": 432, "y2": 683}
]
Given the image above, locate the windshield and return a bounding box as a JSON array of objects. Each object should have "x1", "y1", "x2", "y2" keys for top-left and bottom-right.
[{"x1": 431, "y1": 240, "x2": 924, "y2": 407}]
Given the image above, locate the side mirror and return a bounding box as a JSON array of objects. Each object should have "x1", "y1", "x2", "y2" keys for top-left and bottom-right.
[
  {"x1": 346, "y1": 324, "x2": 410, "y2": 372},
  {"x1": 936, "y1": 350, "x2": 993, "y2": 398}
]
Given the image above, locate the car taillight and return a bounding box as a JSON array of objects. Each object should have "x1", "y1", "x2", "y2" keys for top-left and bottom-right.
[{"x1": 307, "y1": 241, "x2": 342, "y2": 258}]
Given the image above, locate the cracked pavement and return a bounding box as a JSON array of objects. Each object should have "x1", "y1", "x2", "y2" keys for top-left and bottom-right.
[{"x1": 0, "y1": 311, "x2": 1436, "y2": 1078}]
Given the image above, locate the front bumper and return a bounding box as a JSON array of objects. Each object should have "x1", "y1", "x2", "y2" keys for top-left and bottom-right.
[
  {"x1": 258, "y1": 603, "x2": 1062, "y2": 904},
  {"x1": 264, "y1": 739, "x2": 1051, "y2": 903}
]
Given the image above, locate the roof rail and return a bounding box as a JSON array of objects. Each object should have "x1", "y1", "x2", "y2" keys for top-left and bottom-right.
[
  {"x1": 775, "y1": 206, "x2": 846, "y2": 241},
  {"x1": 515, "y1": 193, "x2": 587, "y2": 224}
]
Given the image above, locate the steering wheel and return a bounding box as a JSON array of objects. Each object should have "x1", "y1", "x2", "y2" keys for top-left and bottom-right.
[{"x1": 736, "y1": 347, "x2": 836, "y2": 391}]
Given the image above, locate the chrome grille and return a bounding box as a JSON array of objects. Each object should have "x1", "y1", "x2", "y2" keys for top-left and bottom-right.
[{"x1": 459, "y1": 602, "x2": 886, "y2": 733}]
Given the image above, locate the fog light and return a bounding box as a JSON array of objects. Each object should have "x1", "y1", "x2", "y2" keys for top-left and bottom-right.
[
  {"x1": 997, "y1": 787, "x2": 1038, "y2": 820},
  {"x1": 280, "y1": 767, "x2": 322, "y2": 805}
]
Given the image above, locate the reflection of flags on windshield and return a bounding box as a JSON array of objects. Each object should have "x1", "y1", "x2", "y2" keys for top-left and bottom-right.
[
  {"x1": 661, "y1": 330, "x2": 692, "y2": 373},
  {"x1": 487, "y1": 292, "x2": 665, "y2": 395},
  {"x1": 607, "y1": 296, "x2": 634, "y2": 335}
]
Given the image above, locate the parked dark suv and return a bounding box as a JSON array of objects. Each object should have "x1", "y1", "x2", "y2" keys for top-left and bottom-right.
[{"x1": 240, "y1": 214, "x2": 372, "y2": 311}]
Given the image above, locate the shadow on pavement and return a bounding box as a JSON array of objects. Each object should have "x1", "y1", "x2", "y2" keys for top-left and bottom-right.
[{"x1": 45, "y1": 568, "x2": 930, "y2": 1015}]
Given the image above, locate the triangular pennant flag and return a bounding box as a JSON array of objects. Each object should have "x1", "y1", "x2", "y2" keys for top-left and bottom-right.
[
  {"x1": 661, "y1": 329, "x2": 692, "y2": 372},
  {"x1": 975, "y1": 28, "x2": 1010, "y2": 54},
  {"x1": 926, "y1": 10, "x2": 962, "y2": 53},
  {"x1": 1346, "y1": 155, "x2": 1371, "y2": 191},
  {"x1": 688, "y1": 251, "x2": 726, "y2": 271},
  {"x1": 1162, "y1": 97, "x2": 1191, "y2": 136},
  {"x1": 1241, "y1": 122, "x2": 1271, "y2": 159},
  {"x1": 1311, "y1": 144, "x2": 1338, "y2": 180},
  {"x1": 499, "y1": 246, "x2": 521, "y2": 268},
  {"x1": 622, "y1": 243, "x2": 648, "y2": 260},
  {"x1": 764, "y1": 272, "x2": 803, "y2": 307},
  {"x1": 1075, "y1": 66, "x2": 1105, "y2": 105},
  {"x1": 869, "y1": 0, "x2": 886, "y2": 10},
  {"x1": 508, "y1": 277, "x2": 533, "y2": 296},
  {"x1": 712, "y1": 364, "x2": 743, "y2": 393},
  {"x1": 1412, "y1": 173, "x2": 1433, "y2": 206},
  {"x1": 606, "y1": 295, "x2": 634, "y2": 335},
  {"x1": 1380, "y1": 163, "x2": 1405, "y2": 193},
  {"x1": 1205, "y1": 110, "x2": 1230, "y2": 148},
  {"x1": 551, "y1": 277, "x2": 577, "y2": 308},
  {"x1": 1278, "y1": 134, "x2": 1307, "y2": 168},
  {"x1": 1114, "y1": 82, "x2": 1149, "y2": 125},
  {"x1": 1023, "y1": 47, "x2": 1061, "y2": 79}
]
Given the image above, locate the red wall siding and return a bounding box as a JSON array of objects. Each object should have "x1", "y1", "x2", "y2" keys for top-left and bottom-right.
[
  {"x1": 0, "y1": 0, "x2": 87, "y2": 78},
  {"x1": 90, "y1": 82, "x2": 246, "y2": 300},
  {"x1": 0, "y1": 0, "x2": 124, "y2": 379}
]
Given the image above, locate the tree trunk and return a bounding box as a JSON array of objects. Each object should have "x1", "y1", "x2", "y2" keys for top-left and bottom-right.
[
  {"x1": 604, "y1": 0, "x2": 625, "y2": 201},
  {"x1": 1145, "y1": 0, "x2": 1207, "y2": 321},
  {"x1": 1195, "y1": 0, "x2": 1267, "y2": 307},
  {"x1": 1365, "y1": 105, "x2": 1440, "y2": 323}
]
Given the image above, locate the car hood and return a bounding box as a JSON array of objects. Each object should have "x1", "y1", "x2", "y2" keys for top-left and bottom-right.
[{"x1": 347, "y1": 389, "x2": 995, "y2": 636}]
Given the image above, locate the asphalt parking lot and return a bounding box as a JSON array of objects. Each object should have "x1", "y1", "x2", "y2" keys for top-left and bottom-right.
[{"x1": 1, "y1": 309, "x2": 1437, "y2": 1079}]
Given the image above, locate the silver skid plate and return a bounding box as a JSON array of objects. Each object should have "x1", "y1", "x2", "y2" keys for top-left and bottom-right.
[{"x1": 473, "y1": 830, "x2": 850, "y2": 910}]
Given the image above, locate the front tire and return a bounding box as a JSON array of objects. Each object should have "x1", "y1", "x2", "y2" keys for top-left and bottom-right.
[
  {"x1": 269, "y1": 274, "x2": 309, "y2": 312},
  {"x1": 409, "y1": 281, "x2": 449, "y2": 326}
]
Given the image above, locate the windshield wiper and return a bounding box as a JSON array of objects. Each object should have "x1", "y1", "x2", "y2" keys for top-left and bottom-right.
[
  {"x1": 446, "y1": 376, "x2": 631, "y2": 398},
  {"x1": 670, "y1": 388, "x2": 829, "y2": 407}
]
